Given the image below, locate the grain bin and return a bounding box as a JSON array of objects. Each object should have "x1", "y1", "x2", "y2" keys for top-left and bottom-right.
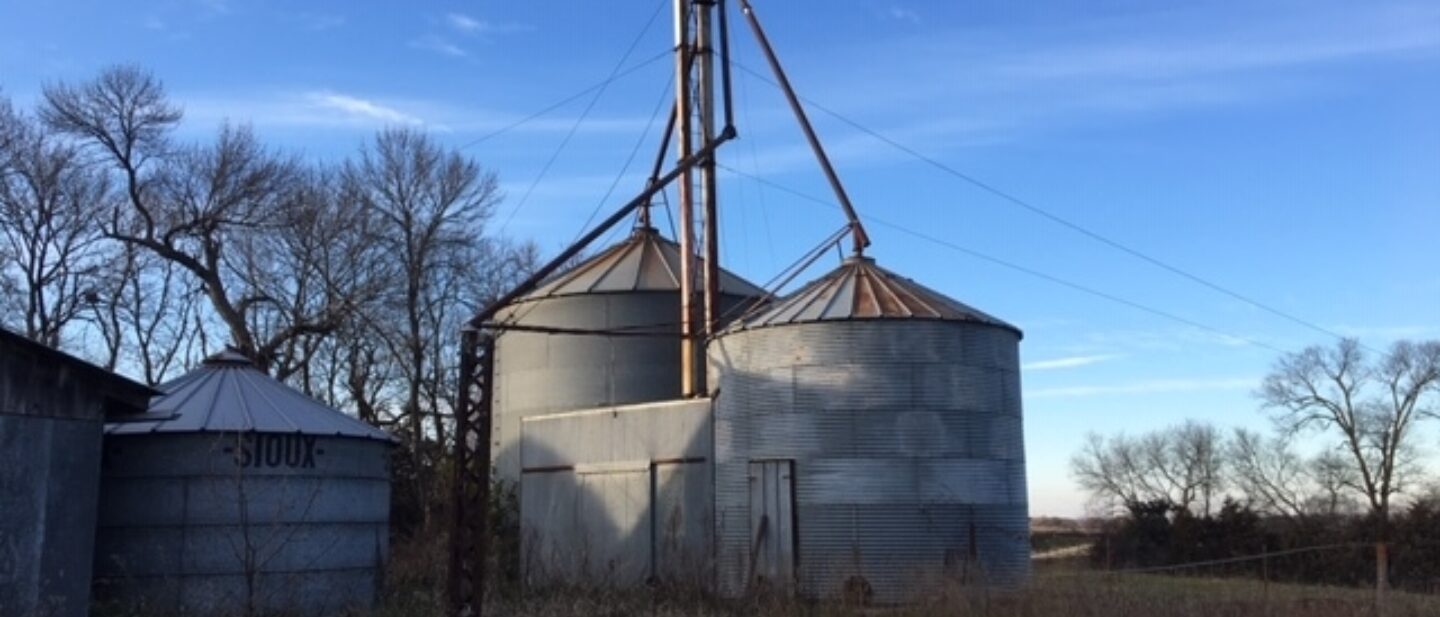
[
  {"x1": 94, "y1": 350, "x2": 395, "y2": 616},
  {"x1": 708, "y1": 256, "x2": 1028, "y2": 602},
  {"x1": 490, "y1": 225, "x2": 764, "y2": 483}
]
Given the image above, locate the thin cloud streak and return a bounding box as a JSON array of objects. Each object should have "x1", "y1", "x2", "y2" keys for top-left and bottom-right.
[
  {"x1": 1023, "y1": 354, "x2": 1119, "y2": 371},
  {"x1": 409, "y1": 35, "x2": 467, "y2": 58},
  {"x1": 772, "y1": 1, "x2": 1440, "y2": 166},
  {"x1": 177, "y1": 91, "x2": 657, "y2": 138},
  {"x1": 1027, "y1": 377, "x2": 1255, "y2": 399},
  {"x1": 305, "y1": 92, "x2": 423, "y2": 126},
  {"x1": 446, "y1": 12, "x2": 532, "y2": 36}
]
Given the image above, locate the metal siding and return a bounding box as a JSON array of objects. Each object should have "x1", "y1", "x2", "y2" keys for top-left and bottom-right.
[
  {"x1": 0, "y1": 334, "x2": 148, "y2": 617},
  {"x1": 518, "y1": 399, "x2": 714, "y2": 587},
  {"x1": 492, "y1": 292, "x2": 750, "y2": 485},
  {"x1": 710, "y1": 319, "x2": 1028, "y2": 602},
  {"x1": 94, "y1": 433, "x2": 391, "y2": 615},
  {"x1": 653, "y1": 461, "x2": 712, "y2": 585}
]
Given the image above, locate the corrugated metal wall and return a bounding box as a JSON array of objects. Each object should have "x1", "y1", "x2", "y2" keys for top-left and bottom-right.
[
  {"x1": 709, "y1": 320, "x2": 1028, "y2": 602},
  {"x1": 518, "y1": 399, "x2": 712, "y2": 587},
  {"x1": 491, "y1": 292, "x2": 750, "y2": 485},
  {"x1": 93, "y1": 433, "x2": 391, "y2": 616},
  {"x1": 0, "y1": 335, "x2": 148, "y2": 617}
]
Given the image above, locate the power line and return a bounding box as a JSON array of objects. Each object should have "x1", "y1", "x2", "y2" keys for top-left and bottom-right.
[
  {"x1": 572, "y1": 72, "x2": 675, "y2": 239},
  {"x1": 718, "y1": 164, "x2": 1285, "y2": 354},
  {"x1": 732, "y1": 62, "x2": 1352, "y2": 351},
  {"x1": 454, "y1": 49, "x2": 672, "y2": 153},
  {"x1": 497, "y1": 0, "x2": 671, "y2": 236}
]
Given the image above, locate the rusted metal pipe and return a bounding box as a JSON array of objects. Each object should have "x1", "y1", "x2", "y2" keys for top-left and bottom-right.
[
  {"x1": 675, "y1": 0, "x2": 700, "y2": 397},
  {"x1": 697, "y1": 0, "x2": 722, "y2": 341},
  {"x1": 738, "y1": 0, "x2": 870, "y2": 255},
  {"x1": 464, "y1": 128, "x2": 734, "y2": 330}
]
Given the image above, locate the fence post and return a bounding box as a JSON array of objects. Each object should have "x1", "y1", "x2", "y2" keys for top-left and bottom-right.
[
  {"x1": 1375, "y1": 541, "x2": 1388, "y2": 617},
  {"x1": 1261, "y1": 541, "x2": 1269, "y2": 610}
]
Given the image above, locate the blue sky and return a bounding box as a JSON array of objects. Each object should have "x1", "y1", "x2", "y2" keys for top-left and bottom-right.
[{"x1": 2, "y1": 0, "x2": 1437, "y2": 516}]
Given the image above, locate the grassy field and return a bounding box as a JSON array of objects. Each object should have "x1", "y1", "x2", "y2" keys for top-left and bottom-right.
[
  {"x1": 370, "y1": 530, "x2": 1440, "y2": 616},
  {"x1": 374, "y1": 571, "x2": 1440, "y2": 617}
]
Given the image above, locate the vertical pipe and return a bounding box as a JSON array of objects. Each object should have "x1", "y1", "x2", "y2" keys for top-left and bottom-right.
[
  {"x1": 716, "y1": 0, "x2": 736, "y2": 131},
  {"x1": 697, "y1": 0, "x2": 720, "y2": 342},
  {"x1": 674, "y1": 0, "x2": 699, "y2": 396}
]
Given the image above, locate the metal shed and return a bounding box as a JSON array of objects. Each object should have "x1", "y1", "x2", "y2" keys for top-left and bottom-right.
[
  {"x1": 708, "y1": 256, "x2": 1029, "y2": 602},
  {"x1": 0, "y1": 328, "x2": 154, "y2": 617},
  {"x1": 490, "y1": 225, "x2": 764, "y2": 485},
  {"x1": 94, "y1": 350, "x2": 395, "y2": 616}
]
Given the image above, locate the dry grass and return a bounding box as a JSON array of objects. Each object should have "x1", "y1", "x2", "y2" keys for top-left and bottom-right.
[{"x1": 370, "y1": 568, "x2": 1440, "y2": 617}]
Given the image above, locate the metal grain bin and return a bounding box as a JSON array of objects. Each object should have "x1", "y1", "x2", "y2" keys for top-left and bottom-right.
[
  {"x1": 0, "y1": 329, "x2": 153, "y2": 617},
  {"x1": 708, "y1": 256, "x2": 1028, "y2": 603},
  {"x1": 490, "y1": 226, "x2": 764, "y2": 483},
  {"x1": 94, "y1": 350, "x2": 395, "y2": 616}
]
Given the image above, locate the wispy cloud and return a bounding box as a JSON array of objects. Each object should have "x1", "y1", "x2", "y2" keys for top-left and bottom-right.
[
  {"x1": 409, "y1": 34, "x2": 467, "y2": 58},
  {"x1": 305, "y1": 92, "x2": 424, "y2": 126},
  {"x1": 1027, "y1": 377, "x2": 1255, "y2": 399},
  {"x1": 178, "y1": 91, "x2": 657, "y2": 137},
  {"x1": 1058, "y1": 328, "x2": 1268, "y2": 355},
  {"x1": 889, "y1": 7, "x2": 920, "y2": 24},
  {"x1": 1023, "y1": 354, "x2": 1119, "y2": 371},
  {"x1": 447, "y1": 12, "x2": 484, "y2": 32},
  {"x1": 772, "y1": 1, "x2": 1440, "y2": 163},
  {"x1": 446, "y1": 12, "x2": 532, "y2": 36}
]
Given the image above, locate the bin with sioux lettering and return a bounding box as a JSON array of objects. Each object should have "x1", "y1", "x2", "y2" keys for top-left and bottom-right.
[{"x1": 94, "y1": 349, "x2": 396, "y2": 616}]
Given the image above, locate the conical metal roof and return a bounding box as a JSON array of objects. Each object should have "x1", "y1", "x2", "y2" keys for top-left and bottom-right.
[
  {"x1": 732, "y1": 256, "x2": 1021, "y2": 335},
  {"x1": 105, "y1": 349, "x2": 395, "y2": 442},
  {"x1": 519, "y1": 226, "x2": 764, "y2": 302}
]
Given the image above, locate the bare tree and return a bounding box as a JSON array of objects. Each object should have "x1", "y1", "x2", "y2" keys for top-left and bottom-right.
[
  {"x1": 1071, "y1": 421, "x2": 1226, "y2": 515},
  {"x1": 1258, "y1": 337, "x2": 1440, "y2": 590},
  {"x1": 341, "y1": 127, "x2": 502, "y2": 524},
  {"x1": 344, "y1": 128, "x2": 499, "y2": 442},
  {"x1": 1227, "y1": 428, "x2": 1361, "y2": 521},
  {"x1": 236, "y1": 168, "x2": 392, "y2": 381},
  {"x1": 1227, "y1": 428, "x2": 1311, "y2": 520},
  {"x1": 1072, "y1": 432, "x2": 1148, "y2": 510},
  {"x1": 89, "y1": 243, "x2": 204, "y2": 384},
  {"x1": 41, "y1": 67, "x2": 373, "y2": 373},
  {"x1": 0, "y1": 106, "x2": 111, "y2": 347}
]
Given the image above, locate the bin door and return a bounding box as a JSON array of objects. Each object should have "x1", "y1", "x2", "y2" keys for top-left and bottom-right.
[{"x1": 748, "y1": 460, "x2": 795, "y2": 593}]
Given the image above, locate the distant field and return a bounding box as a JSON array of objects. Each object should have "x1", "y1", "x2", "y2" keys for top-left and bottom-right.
[{"x1": 375, "y1": 571, "x2": 1439, "y2": 617}]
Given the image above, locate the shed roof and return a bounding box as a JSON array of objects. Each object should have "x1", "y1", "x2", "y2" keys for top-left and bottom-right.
[
  {"x1": 0, "y1": 327, "x2": 156, "y2": 417},
  {"x1": 106, "y1": 349, "x2": 394, "y2": 442},
  {"x1": 519, "y1": 226, "x2": 765, "y2": 302},
  {"x1": 731, "y1": 256, "x2": 1021, "y2": 335}
]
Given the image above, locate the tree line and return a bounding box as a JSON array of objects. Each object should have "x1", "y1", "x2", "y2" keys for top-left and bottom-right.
[
  {"x1": 1, "y1": 66, "x2": 539, "y2": 527},
  {"x1": 1072, "y1": 338, "x2": 1440, "y2": 589}
]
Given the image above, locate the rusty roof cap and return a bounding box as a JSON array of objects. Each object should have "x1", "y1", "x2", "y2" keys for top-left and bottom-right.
[
  {"x1": 729, "y1": 256, "x2": 1022, "y2": 336},
  {"x1": 516, "y1": 226, "x2": 765, "y2": 302}
]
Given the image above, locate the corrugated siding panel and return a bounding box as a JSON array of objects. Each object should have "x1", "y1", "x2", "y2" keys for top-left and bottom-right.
[
  {"x1": 93, "y1": 434, "x2": 390, "y2": 615},
  {"x1": 518, "y1": 399, "x2": 714, "y2": 587},
  {"x1": 492, "y1": 292, "x2": 750, "y2": 485},
  {"x1": 710, "y1": 319, "x2": 1027, "y2": 601}
]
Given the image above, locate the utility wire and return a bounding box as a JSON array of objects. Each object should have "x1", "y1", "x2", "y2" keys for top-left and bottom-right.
[
  {"x1": 732, "y1": 62, "x2": 1353, "y2": 351},
  {"x1": 495, "y1": 0, "x2": 671, "y2": 235},
  {"x1": 573, "y1": 72, "x2": 676, "y2": 239},
  {"x1": 455, "y1": 48, "x2": 671, "y2": 153},
  {"x1": 718, "y1": 163, "x2": 1285, "y2": 354}
]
